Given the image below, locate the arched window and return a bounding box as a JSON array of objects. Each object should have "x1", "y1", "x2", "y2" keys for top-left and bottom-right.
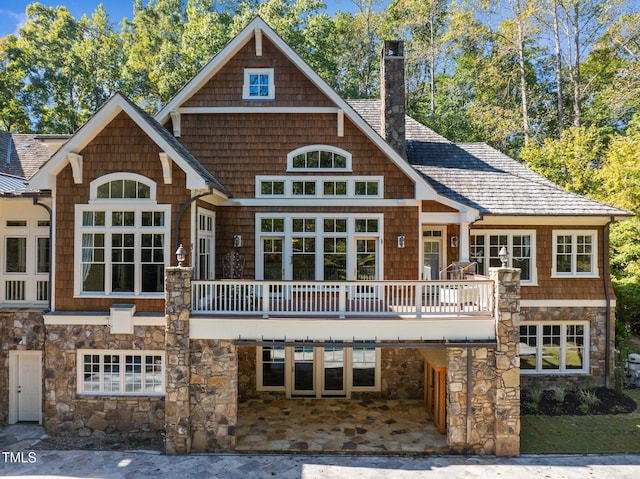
[
  {"x1": 76, "y1": 174, "x2": 170, "y2": 297},
  {"x1": 287, "y1": 146, "x2": 352, "y2": 171}
]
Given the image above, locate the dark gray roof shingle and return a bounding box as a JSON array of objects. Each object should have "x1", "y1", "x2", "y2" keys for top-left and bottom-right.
[
  {"x1": 349, "y1": 99, "x2": 630, "y2": 217},
  {"x1": 0, "y1": 132, "x2": 53, "y2": 180},
  {"x1": 116, "y1": 94, "x2": 231, "y2": 197}
]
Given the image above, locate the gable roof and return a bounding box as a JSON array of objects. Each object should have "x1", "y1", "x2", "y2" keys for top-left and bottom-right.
[
  {"x1": 349, "y1": 100, "x2": 630, "y2": 219},
  {"x1": 29, "y1": 93, "x2": 229, "y2": 196},
  {"x1": 155, "y1": 16, "x2": 469, "y2": 210}
]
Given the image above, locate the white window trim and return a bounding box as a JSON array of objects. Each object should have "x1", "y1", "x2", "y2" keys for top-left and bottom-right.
[
  {"x1": 89, "y1": 172, "x2": 157, "y2": 203},
  {"x1": 75, "y1": 174, "x2": 170, "y2": 298},
  {"x1": 1, "y1": 219, "x2": 50, "y2": 305},
  {"x1": 196, "y1": 208, "x2": 216, "y2": 280},
  {"x1": 551, "y1": 230, "x2": 599, "y2": 278},
  {"x1": 287, "y1": 145, "x2": 353, "y2": 172},
  {"x1": 256, "y1": 345, "x2": 381, "y2": 397},
  {"x1": 76, "y1": 350, "x2": 165, "y2": 396},
  {"x1": 256, "y1": 175, "x2": 383, "y2": 198},
  {"x1": 243, "y1": 68, "x2": 275, "y2": 100},
  {"x1": 520, "y1": 321, "x2": 590, "y2": 375},
  {"x1": 470, "y1": 230, "x2": 537, "y2": 285},
  {"x1": 255, "y1": 213, "x2": 383, "y2": 281}
]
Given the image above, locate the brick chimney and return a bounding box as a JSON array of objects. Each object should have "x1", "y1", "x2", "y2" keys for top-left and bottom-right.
[{"x1": 380, "y1": 40, "x2": 406, "y2": 158}]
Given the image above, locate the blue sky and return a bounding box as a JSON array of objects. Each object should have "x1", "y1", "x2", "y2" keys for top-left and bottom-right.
[{"x1": 0, "y1": 0, "x2": 364, "y2": 38}]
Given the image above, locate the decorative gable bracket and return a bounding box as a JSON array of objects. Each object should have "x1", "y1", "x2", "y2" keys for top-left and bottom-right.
[
  {"x1": 159, "y1": 152, "x2": 173, "y2": 184},
  {"x1": 67, "y1": 153, "x2": 83, "y2": 184},
  {"x1": 170, "y1": 110, "x2": 181, "y2": 137},
  {"x1": 255, "y1": 28, "x2": 263, "y2": 56}
]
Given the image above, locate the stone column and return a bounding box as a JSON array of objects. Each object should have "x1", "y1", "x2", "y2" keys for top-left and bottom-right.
[
  {"x1": 490, "y1": 267, "x2": 521, "y2": 457},
  {"x1": 164, "y1": 266, "x2": 193, "y2": 455}
]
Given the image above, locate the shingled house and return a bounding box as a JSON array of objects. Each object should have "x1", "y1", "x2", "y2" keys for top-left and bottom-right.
[{"x1": 0, "y1": 17, "x2": 630, "y2": 455}]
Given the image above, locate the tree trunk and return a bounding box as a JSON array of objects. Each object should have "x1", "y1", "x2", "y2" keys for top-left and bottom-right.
[
  {"x1": 516, "y1": 7, "x2": 530, "y2": 145},
  {"x1": 552, "y1": 0, "x2": 565, "y2": 134},
  {"x1": 571, "y1": 0, "x2": 582, "y2": 127}
]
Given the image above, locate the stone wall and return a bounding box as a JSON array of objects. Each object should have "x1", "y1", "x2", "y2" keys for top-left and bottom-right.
[
  {"x1": 0, "y1": 310, "x2": 45, "y2": 425},
  {"x1": 43, "y1": 324, "x2": 165, "y2": 439},
  {"x1": 446, "y1": 268, "x2": 521, "y2": 457},
  {"x1": 165, "y1": 267, "x2": 238, "y2": 453},
  {"x1": 190, "y1": 339, "x2": 237, "y2": 452},
  {"x1": 520, "y1": 306, "x2": 610, "y2": 390}
]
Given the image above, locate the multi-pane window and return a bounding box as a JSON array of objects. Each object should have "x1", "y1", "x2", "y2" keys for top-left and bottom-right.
[
  {"x1": 77, "y1": 175, "x2": 169, "y2": 297},
  {"x1": 292, "y1": 181, "x2": 316, "y2": 196},
  {"x1": 323, "y1": 181, "x2": 347, "y2": 196},
  {"x1": 291, "y1": 150, "x2": 347, "y2": 170},
  {"x1": 2, "y1": 217, "x2": 49, "y2": 304},
  {"x1": 470, "y1": 231, "x2": 535, "y2": 284},
  {"x1": 261, "y1": 180, "x2": 285, "y2": 196},
  {"x1": 352, "y1": 343, "x2": 376, "y2": 388},
  {"x1": 78, "y1": 351, "x2": 164, "y2": 395},
  {"x1": 243, "y1": 68, "x2": 274, "y2": 100},
  {"x1": 257, "y1": 177, "x2": 381, "y2": 198},
  {"x1": 260, "y1": 345, "x2": 286, "y2": 389},
  {"x1": 257, "y1": 215, "x2": 381, "y2": 281},
  {"x1": 257, "y1": 345, "x2": 380, "y2": 396},
  {"x1": 552, "y1": 231, "x2": 597, "y2": 276},
  {"x1": 354, "y1": 181, "x2": 379, "y2": 196},
  {"x1": 519, "y1": 322, "x2": 588, "y2": 374}
]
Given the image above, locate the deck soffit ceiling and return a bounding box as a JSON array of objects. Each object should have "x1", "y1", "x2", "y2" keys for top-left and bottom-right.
[
  {"x1": 155, "y1": 16, "x2": 475, "y2": 217},
  {"x1": 29, "y1": 93, "x2": 229, "y2": 197}
]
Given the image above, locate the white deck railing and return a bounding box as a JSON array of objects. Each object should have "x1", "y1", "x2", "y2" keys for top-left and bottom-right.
[{"x1": 192, "y1": 279, "x2": 494, "y2": 319}]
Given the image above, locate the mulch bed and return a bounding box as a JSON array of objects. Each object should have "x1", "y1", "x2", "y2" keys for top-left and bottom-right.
[{"x1": 522, "y1": 387, "x2": 637, "y2": 416}]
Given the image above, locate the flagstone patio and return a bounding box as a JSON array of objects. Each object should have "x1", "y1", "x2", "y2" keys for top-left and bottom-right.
[{"x1": 236, "y1": 398, "x2": 448, "y2": 453}]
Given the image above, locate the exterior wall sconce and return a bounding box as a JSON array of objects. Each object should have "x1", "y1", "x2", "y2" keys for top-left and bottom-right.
[
  {"x1": 450, "y1": 236, "x2": 458, "y2": 248},
  {"x1": 499, "y1": 246, "x2": 509, "y2": 268},
  {"x1": 397, "y1": 235, "x2": 405, "y2": 248},
  {"x1": 233, "y1": 234, "x2": 242, "y2": 248},
  {"x1": 176, "y1": 244, "x2": 187, "y2": 267}
]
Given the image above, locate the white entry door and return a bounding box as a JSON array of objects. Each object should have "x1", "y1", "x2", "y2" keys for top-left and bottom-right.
[{"x1": 9, "y1": 351, "x2": 42, "y2": 423}]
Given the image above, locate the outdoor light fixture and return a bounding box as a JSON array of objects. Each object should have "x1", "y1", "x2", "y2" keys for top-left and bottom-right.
[
  {"x1": 450, "y1": 236, "x2": 459, "y2": 248},
  {"x1": 233, "y1": 234, "x2": 242, "y2": 248},
  {"x1": 498, "y1": 246, "x2": 508, "y2": 268},
  {"x1": 176, "y1": 244, "x2": 187, "y2": 267},
  {"x1": 397, "y1": 235, "x2": 406, "y2": 248}
]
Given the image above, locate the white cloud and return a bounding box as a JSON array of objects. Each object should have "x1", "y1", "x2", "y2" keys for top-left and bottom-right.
[{"x1": 0, "y1": 9, "x2": 28, "y2": 36}]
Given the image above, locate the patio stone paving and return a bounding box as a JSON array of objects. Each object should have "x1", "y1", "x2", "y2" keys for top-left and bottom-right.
[{"x1": 236, "y1": 398, "x2": 449, "y2": 453}]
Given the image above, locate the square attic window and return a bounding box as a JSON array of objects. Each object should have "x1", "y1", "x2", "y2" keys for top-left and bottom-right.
[{"x1": 243, "y1": 68, "x2": 275, "y2": 100}]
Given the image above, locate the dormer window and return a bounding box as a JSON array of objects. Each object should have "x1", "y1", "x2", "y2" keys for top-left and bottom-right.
[{"x1": 243, "y1": 68, "x2": 275, "y2": 100}]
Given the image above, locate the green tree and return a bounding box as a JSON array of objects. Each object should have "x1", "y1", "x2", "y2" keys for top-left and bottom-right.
[
  {"x1": 520, "y1": 124, "x2": 604, "y2": 196},
  {"x1": 0, "y1": 34, "x2": 30, "y2": 132},
  {"x1": 14, "y1": 3, "x2": 85, "y2": 133}
]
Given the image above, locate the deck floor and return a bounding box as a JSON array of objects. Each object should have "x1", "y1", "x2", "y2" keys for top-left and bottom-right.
[{"x1": 236, "y1": 398, "x2": 448, "y2": 453}]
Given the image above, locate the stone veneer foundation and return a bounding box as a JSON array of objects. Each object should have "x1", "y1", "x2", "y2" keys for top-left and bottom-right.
[
  {"x1": 0, "y1": 310, "x2": 46, "y2": 424},
  {"x1": 43, "y1": 324, "x2": 165, "y2": 438},
  {"x1": 520, "y1": 305, "x2": 612, "y2": 390},
  {"x1": 446, "y1": 268, "x2": 521, "y2": 456}
]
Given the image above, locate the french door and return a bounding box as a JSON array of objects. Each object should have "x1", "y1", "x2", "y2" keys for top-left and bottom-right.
[{"x1": 291, "y1": 346, "x2": 346, "y2": 397}]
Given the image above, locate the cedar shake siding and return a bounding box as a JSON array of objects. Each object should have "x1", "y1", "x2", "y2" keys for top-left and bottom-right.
[
  {"x1": 182, "y1": 37, "x2": 335, "y2": 109},
  {"x1": 215, "y1": 206, "x2": 420, "y2": 280},
  {"x1": 54, "y1": 112, "x2": 192, "y2": 312},
  {"x1": 472, "y1": 224, "x2": 611, "y2": 301},
  {"x1": 177, "y1": 113, "x2": 414, "y2": 199}
]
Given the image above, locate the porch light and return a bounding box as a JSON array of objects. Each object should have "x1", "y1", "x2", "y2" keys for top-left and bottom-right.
[
  {"x1": 397, "y1": 235, "x2": 406, "y2": 248},
  {"x1": 176, "y1": 244, "x2": 187, "y2": 267},
  {"x1": 498, "y1": 246, "x2": 508, "y2": 268},
  {"x1": 233, "y1": 234, "x2": 242, "y2": 248}
]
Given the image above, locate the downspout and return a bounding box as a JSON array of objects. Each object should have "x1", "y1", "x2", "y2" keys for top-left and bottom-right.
[
  {"x1": 603, "y1": 218, "x2": 613, "y2": 387},
  {"x1": 33, "y1": 196, "x2": 52, "y2": 311}
]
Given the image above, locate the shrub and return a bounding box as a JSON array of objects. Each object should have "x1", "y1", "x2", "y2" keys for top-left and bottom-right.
[
  {"x1": 578, "y1": 388, "x2": 601, "y2": 414},
  {"x1": 551, "y1": 385, "x2": 567, "y2": 403}
]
